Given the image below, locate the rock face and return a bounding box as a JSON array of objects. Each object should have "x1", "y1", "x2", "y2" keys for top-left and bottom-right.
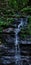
[{"x1": 0, "y1": 18, "x2": 31, "y2": 65}]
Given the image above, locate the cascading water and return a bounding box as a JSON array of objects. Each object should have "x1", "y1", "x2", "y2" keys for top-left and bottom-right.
[
  {"x1": 0, "y1": 17, "x2": 30, "y2": 65},
  {"x1": 14, "y1": 18, "x2": 24, "y2": 64}
]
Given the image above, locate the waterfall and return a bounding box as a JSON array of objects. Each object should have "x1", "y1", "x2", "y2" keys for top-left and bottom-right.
[
  {"x1": 0, "y1": 17, "x2": 29, "y2": 65},
  {"x1": 14, "y1": 18, "x2": 24, "y2": 64}
]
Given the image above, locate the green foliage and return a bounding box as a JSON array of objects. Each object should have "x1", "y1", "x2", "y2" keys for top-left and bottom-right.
[
  {"x1": 21, "y1": 7, "x2": 31, "y2": 15},
  {"x1": 27, "y1": 16, "x2": 31, "y2": 35},
  {"x1": 22, "y1": 0, "x2": 29, "y2": 5},
  {"x1": 21, "y1": 7, "x2": 31, "y2": 12},
  {"x1": 0, "y1": 0, "x2": 31, "y2": 36},
  {"x1": 0, "y1": 18, "x2": 14, "y2": 26}
]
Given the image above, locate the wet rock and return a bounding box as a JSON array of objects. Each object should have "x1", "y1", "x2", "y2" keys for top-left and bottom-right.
[{"x1": 0, "y1": 18, "x2": 31, "y2": 65}]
